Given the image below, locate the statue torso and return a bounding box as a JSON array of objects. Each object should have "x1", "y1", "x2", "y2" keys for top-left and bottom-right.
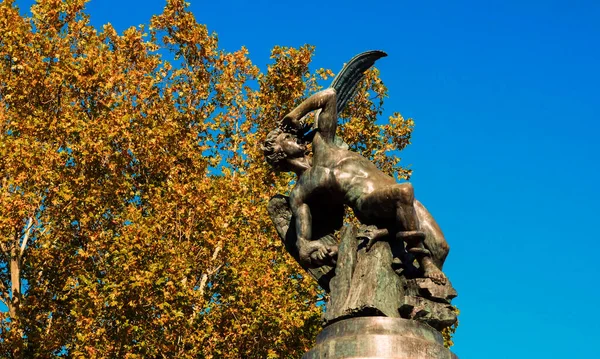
[{"x1": 294, "y1": 134, "x2": 396, "y2": 207}]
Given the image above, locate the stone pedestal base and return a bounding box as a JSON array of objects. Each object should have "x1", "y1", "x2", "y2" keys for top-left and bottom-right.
[{"x1": 303, "y1": 317, "x2": 458, "y2": 359}]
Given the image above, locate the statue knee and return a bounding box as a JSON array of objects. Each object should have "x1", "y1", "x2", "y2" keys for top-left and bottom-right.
[
  {"x1": 439, "y1": 240, "x2": 450, "y2": 257},
  {"x1": 396, "y1": 183, "x2": 414, "y2": 204}
]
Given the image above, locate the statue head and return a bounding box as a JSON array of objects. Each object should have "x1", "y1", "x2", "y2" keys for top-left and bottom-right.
[{"x1": 262, "y1": 128, "x2": 308, "y2": 171}]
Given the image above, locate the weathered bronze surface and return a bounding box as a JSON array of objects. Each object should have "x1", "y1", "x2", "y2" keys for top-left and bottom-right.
[
  {"x1": 264, "y1": 51, "x2": 445, "y2": 283},
  {"x1": 264, "y1": 51, "x2": 459, "y2": 358},
  {"x1": 324, "y1": 225, "x2": 457, "y2": 331},
  {"x1": 302, "y1": 317, "x2": 458, "y2": 359}
]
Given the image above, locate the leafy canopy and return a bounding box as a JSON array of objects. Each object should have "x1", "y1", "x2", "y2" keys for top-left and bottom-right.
[{"x1": 0, "y1": 0, "x2": 414, "y2": 357}]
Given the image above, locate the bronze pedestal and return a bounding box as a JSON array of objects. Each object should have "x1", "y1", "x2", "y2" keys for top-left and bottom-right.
[{"x1": 303, "y1": 317, "x2": 458, "y2": 359}]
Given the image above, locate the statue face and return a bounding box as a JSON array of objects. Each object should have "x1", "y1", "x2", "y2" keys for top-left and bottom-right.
[{"x1": 276, "y1": 132, "x2": 306, "y2": 159}]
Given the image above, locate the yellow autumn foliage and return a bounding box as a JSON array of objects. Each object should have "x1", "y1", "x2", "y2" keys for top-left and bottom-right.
[{"x1": 0, "y1": 0, "x2": 415, "y2": 357}]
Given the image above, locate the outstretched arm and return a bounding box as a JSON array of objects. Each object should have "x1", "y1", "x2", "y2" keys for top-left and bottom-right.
[{"x1": 282, "y1": 88, "x2": 337, "y2": 145}]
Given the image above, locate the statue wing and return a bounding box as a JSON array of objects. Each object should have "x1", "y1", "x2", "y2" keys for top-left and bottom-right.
[
  {"x1": 300, "y1": 50, "x2": 388, "y2": 147},
  {"x1": 331, "y1": 50, "x2": 388, "y2": 114}
]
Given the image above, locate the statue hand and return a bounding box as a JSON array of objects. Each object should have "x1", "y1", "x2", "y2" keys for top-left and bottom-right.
[
  {"x1": 300, "y1": 240, "x2": 338, "y2": 268},
  {"x1": 280, "y1": 113, "x2": 299, "y2": 132}
]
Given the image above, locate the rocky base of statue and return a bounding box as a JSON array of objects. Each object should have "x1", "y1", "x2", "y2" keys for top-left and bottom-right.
[
  {"x1": 302, "y1": 316, "x2": 458, "y2": 359},
  {"x1": 267, "y1": 194, "x2": 458, "y2": 348},
  {"x1": 324, "y1": 225, "x2": 457, "y2": 331}
]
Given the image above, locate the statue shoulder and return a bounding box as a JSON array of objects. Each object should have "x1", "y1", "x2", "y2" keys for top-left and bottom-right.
[{"x1": 289, "y1": 181, "x2": 307, "y2": 207}]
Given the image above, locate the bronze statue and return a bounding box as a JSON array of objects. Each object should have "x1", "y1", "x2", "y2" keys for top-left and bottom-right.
[
  {"x1": 263, "y1": 53, "x2": 445, "y2": 284},
  {"x1": 263, "y1": 51, "x2": 459, "y2": 358}
]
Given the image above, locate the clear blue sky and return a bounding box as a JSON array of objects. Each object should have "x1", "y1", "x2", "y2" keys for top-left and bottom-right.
[{"x1": 13, "y1": 0, "x2": 600, "y2": 358}]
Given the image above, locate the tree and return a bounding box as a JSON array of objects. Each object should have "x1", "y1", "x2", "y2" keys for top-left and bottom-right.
[{"x1": 0, "y1": 0, "x2": 414, "y2": 357}]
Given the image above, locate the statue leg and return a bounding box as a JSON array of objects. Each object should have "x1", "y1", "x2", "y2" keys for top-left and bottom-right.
[
  {"x1": 356, "y1": 184, "x2": 447, "y2": 284},
  {"x1": 415, "y1": 200, "x2": 450, "y2": 270},
  {"x1": 355, "y1": 183, "x2": 417, "y2": 231}
]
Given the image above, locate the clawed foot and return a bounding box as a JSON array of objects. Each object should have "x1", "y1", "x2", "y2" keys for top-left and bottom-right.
[{"x1": 357, "y1": 226, "x2": 389, "y2": 251}]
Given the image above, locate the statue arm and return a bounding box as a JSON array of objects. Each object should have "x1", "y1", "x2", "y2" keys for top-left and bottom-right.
[
  {"x1": 290, "y1": 188, "x2": 337, "y2": 267},
  {"x1": 293, "y1": 203, "x2": 312, "y2": 251},
  {"x1": 282, "y1": 88, "x2": 337, "y2": 144},
  {"x1": 290, "y1": 190, "x2": 312, "y2": 256},
  {"x1": 279, "y1": 51, "x2": 387, "y2": 144}
]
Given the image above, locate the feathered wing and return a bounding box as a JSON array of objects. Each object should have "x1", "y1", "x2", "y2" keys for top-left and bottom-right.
[
  {"x1": 306, "y1": 50, "x2": 387, "y2": 147},
  {"x1": 331, "y1": 50, "x2": 388, "y2": 114}
]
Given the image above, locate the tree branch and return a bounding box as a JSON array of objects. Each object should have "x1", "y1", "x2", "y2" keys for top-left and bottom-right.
[
  {"x1": 45, "y1": 312, "x2": 53, "y2": 335},
  {"x1": 189, "y1": 242, "x2": 222, "y2": 325},
  {"x1": 197, "y1": 243, "x2": 222, "y2": 299},
  {"x1": 19, "y1": 217, "x2": 34, "y2": 260}
]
